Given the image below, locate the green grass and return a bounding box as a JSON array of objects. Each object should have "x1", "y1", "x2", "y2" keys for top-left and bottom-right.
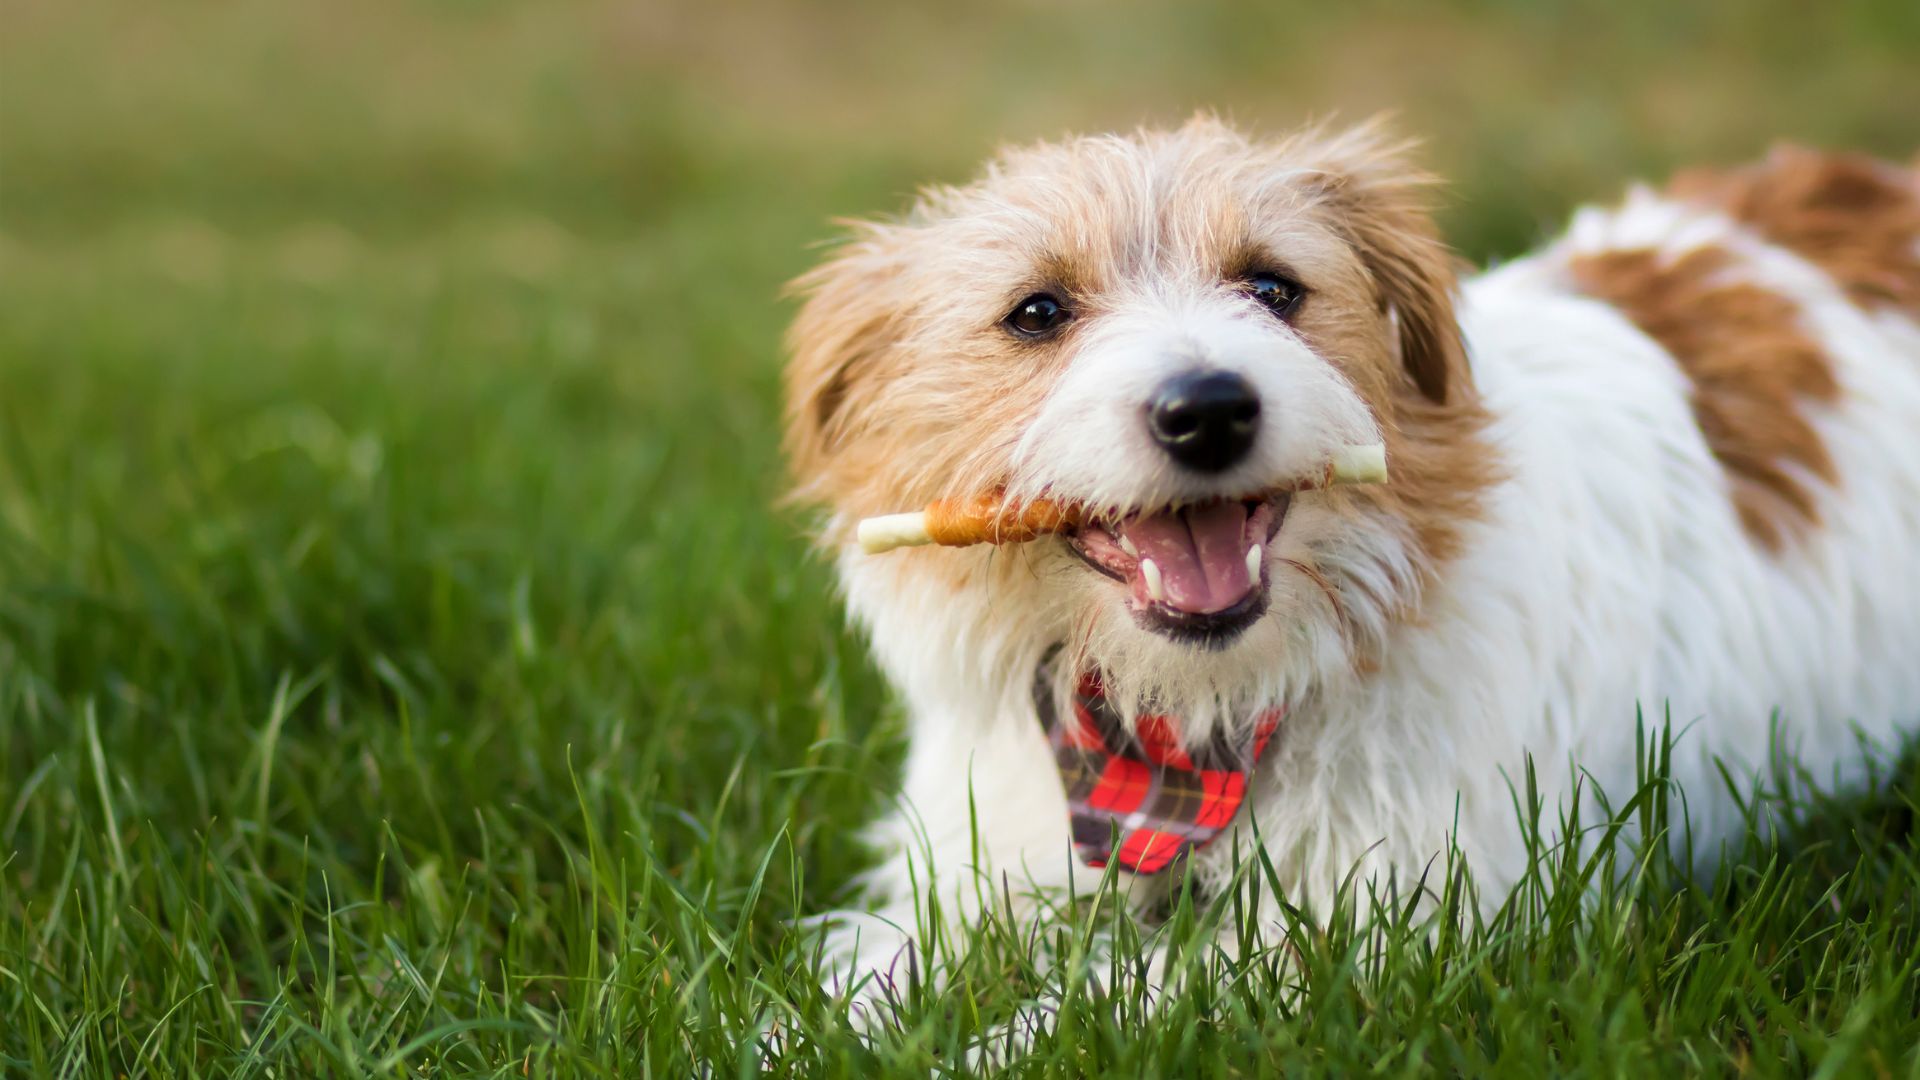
[{"x1": 3, "y1": 0, "x2": 1919, "y2": 1074}]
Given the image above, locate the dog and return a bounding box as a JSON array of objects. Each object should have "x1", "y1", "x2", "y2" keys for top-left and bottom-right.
[{"x1": 782, "y1": 115, "x2": 1920, "y2": 1006}]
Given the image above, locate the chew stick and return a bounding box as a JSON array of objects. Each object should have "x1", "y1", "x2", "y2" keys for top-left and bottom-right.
[{"x1": 856, "y1": 442, "x2": 1387, "y2": 555}]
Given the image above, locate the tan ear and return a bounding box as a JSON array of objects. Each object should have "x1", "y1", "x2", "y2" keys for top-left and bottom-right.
[
  {"x1": 782, "y1": 226, "x2": 908, "y2": 488},
  {"x1": 1309, "y1": 126, "x2": 1469, "y2": 404}
]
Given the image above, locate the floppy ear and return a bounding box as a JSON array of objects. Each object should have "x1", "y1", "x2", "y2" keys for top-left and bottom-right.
[
  {"x1": 1309, "y1": 126, "x2": 1469, "y2": 405},
  {"x1": 782, "y1": 225, "x2": 909, "y2": 488}
]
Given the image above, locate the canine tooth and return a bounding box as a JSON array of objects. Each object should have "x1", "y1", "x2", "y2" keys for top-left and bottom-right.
[
  {"x1": 1119, "y1": 536, "x2": 1139, "y2": 558},
  {"x1": 1141, "y1": 558, "x2": 1165, "y2": 602},
  {"x1": 1246, "y1": 544, "x2": 1262, "y2": 582}
]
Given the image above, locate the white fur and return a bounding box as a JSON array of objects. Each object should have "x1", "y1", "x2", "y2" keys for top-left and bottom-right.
[
  {"x1": 813, "y1": 189, "x2": 1920, "y2": 1008},
  {"x1": 1008, "y1": 288, "x2": 1383, "y2": 514}
]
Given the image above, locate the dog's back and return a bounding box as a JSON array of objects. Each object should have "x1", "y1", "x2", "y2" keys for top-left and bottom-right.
[{"x1": 1412, "y1": 148, "x2": 1920, "y2": 881}]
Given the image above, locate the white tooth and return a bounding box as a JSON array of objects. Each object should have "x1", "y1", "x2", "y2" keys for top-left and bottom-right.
[
  {"x1": 1119, "y1": 536, "x2": 1139, "y2": 558},
  {"x1": 1141, "y1": 558, "x2": 1165, "y2": 603},
  {"x1": 1246, "y1": 544, "x2": 1262, "y2": 582}
]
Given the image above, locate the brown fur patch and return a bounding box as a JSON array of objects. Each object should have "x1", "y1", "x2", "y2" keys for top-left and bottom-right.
[
  {"x1": 1287, "y1": 129, "x2": 1499, "y2": 580},
  {"x1": 1567, "y1": 246, "x2": 1840, "y2": 549},
  {"x1": 1669, "y1": 146, "x2": 1920, "y2": 313}
]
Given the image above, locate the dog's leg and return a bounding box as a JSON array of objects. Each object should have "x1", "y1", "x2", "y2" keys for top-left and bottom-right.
[{"x1": 810, "y1": 698, "x2": 1152, "y2": 1026}]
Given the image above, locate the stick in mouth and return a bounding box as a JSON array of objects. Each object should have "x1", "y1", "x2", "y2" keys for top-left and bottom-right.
[{"x1": 856, "y1": 442, "x2": 1387, "y2": 555}]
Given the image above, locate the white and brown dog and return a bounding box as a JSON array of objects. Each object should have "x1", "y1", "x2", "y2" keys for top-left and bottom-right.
[{"x1": 783, "y1": 116, "x2": 1920, "y2": 999}]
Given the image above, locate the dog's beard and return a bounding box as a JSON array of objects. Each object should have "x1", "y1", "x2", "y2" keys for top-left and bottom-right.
[
  {"x1": 1048, "y1": 561, "x2": 1350, "y2": 743},
  {"x1": 858, "y1": 503, "x2": 1402, "y2": 747}
]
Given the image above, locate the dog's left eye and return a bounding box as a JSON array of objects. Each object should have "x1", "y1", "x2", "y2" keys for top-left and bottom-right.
[{"x1": 1241, "y1": 273, "x2": 1304, "y2": 317}]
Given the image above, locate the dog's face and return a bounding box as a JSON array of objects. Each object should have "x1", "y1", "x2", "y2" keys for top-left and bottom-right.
[{"x1": 787, "y1": 119, "x2": 1491, "y2": 707}]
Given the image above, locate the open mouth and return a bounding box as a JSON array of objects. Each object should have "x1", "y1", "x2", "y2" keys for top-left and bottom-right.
[{"x1": 1067, "y1": 495, "x2": 1288, "y2": 648}]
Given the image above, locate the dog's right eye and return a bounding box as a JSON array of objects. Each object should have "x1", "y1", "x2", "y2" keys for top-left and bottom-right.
[{"x1": 1006, "y1": 294, "x2": 1070, "y2": 337}]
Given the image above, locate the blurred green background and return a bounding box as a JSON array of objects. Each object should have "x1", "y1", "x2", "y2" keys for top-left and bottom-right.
[
  {"x1": 2, "y1": 1, "x2": 1918, "y2": 1072},
  {"x1": 10, "y1": 0, "x2": 1920, "y2": 248}
]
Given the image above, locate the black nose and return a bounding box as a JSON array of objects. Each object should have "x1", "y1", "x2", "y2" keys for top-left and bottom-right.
[{"x1": 1146, "y1": 370, "x2": 1261, "y2": 473}]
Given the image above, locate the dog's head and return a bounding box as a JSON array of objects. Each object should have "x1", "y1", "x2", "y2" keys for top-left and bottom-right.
[{"x1": 785, "y1": 117, "x2": 1493, "y2": 711}]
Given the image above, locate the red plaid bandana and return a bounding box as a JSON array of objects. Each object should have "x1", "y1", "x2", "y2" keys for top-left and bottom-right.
[{"x1": 1034, "y1": 657, "x2": 1281, "y2": 875}]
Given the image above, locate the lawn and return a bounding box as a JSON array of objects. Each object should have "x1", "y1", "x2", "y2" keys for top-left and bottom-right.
[{"x1": 2, "y1": 0, "x2": 1918, "y2": 1074}]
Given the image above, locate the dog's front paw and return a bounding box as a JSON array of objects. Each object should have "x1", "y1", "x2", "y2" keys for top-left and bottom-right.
[{"x1": 803, "y1": 907, "x2": 924, "y2": 1028}]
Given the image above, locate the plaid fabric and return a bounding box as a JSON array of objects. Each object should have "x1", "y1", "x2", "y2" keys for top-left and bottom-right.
[{"x1": 1033, "y1": 657, "x2": 1281, "y2": 875}]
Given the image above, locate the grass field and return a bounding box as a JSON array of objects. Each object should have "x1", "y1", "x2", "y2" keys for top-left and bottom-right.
[{"x1": 3, "y1": 0, "x2": 1919, "y2": 1074}]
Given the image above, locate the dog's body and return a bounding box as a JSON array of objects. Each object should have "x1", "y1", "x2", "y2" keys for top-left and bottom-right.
[{"x1": 784, "y1": 119, "x2": 1920, "y2": 995}]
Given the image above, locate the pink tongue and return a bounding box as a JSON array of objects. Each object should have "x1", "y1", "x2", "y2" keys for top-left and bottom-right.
[{"x1": 1121, "y1": 502, "x2": 1254, "y2": 614}]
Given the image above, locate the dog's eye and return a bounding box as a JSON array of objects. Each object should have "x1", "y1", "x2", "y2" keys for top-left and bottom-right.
[
  {"x1": 1006, "y1": 294, "x2": 1070, "y2": 337},
  {"x1": 1242, "y1": 273, "x2": 1304, "y2": 318}
]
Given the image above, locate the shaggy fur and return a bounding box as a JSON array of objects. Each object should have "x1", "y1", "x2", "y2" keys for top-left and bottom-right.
[
  {"x1": 782, "y1": 116, "x2": 1920, "y2": 1006},
  {"x1": 1566, "y1": 245, "x2": 1840, "y2": 549}
]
